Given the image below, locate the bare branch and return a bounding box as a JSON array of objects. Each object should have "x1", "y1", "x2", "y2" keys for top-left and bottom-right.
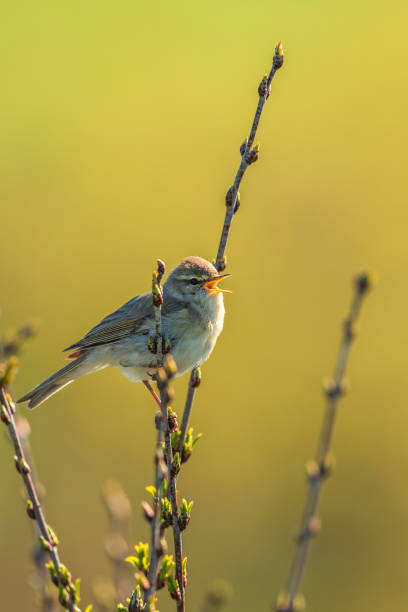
[
  {"x1": 178, "y1": 367, "x2": 201, "y2": 456},
  {"x1": 276, "y1": 270, "x2": 376, "y2": 612},
  {"x1": 215, "y1": 42, "x2": 284, "y2": 272},
  {"x1": 0, "y1": 387, "x2": 83, "y2": 611}
]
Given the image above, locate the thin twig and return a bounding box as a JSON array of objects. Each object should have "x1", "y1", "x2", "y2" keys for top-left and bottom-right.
[
  {"x1": 214, "y1": 42, "x2": 284, "y2": 272},
  {"x1": 0, "y1": 387, "x2": 81, "y2": 611},
  {"x1": 0, "y1": 324, "x2": 57, "y2": 611},
  {"x1": 178, "y1": 368, "x2": 201, "y2": 456},
  {"x1": 276, "y1": 271, "x2": 375, "y2": 612},
  {"x1": 16, "y1": 414, "x2": 58, "y2": 612}
]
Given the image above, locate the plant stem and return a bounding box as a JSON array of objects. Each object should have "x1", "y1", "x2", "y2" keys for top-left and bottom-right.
[
  {"x1": 277, "y1": 271, "x2": 375, "y2": 611},
  {"x1": 0, "y1": 387, "x2": 80, "y2": 612},
  {"x1": 215, "y1": 42, "x2": 284, "y2": 272},
  {"x1": 16, "y1": 413, "x2": 58, "y2": 611},
  {"x1": 178, "y1": 368, "x2": 200, "y2": 456},
  {"x1": 146, "y1": 261, "x2": 168, "y2": 599}
]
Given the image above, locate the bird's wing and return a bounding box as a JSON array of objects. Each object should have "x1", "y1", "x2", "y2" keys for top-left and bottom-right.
[{"x1": 64, "y1": 293, "x2": 154, "y2": 352}]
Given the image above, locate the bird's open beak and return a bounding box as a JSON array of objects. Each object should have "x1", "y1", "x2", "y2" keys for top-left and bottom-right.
[{"x1": 203, "y1": 274, "x2": 232, "y2": 294}]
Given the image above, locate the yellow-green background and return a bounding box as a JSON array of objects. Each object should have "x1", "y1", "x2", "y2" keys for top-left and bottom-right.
[{"x1": 1, "y1": 1, "x2": 407, "y2": 610}]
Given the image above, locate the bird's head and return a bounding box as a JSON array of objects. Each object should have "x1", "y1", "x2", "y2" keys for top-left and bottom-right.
[{"x1": 164, "y1": 256, "x2": 231, "y2": 304}]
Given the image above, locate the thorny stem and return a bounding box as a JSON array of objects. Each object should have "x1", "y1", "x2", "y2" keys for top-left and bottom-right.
[
  {"x1": 0, "y1": 387, "x2": 80, "y2": 612},
  {"x1": 215, "y1": 42, "x2": 284, "y2": 272},
  {"x1": 277, "y1": 272, "x2": 375, "y2": 612}
]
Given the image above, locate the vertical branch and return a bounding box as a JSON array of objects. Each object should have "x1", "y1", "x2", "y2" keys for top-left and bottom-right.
[
  {"x1": 152, "y1": 259, "x2": 166, "y2": 366},
  {"x1": 156, "y1": 358, "x2": 185, "y2": 611},
  {"x1": 276, "y1": 271, "x2": 376, "y2": 612},
  {"x1": 214, "y1": 42, "x2": 284, "y2": 272},
  {"x1": 146, "y1": 260, "x2": 168, "y2": 599}
]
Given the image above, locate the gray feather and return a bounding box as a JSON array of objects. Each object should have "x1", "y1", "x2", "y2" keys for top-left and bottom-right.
[
  {"x1": 17, "y1": 355, "x2": 88, "y2": 409},
  {"x1": 64, "y1": 293, "x2": 153, "y2": 351}
]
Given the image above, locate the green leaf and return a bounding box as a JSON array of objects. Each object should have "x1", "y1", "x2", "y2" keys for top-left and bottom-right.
[
  {"x1": 192, "y1": 433, "x2": 203, "y2": 447},
  {"x1": 125, "y1": 556, "x2": 139, "y2": 568},
  {"x1": 159, "y1": 555, "x2": 175, "y2": 582},
  {"x1": 127, "y1": 542, "x2": 150, "y2": 572},
  {"x1": 145, "y1": 485, "x2": 156, "y2": 498}
]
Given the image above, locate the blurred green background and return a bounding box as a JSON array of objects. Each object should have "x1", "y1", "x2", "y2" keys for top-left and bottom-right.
[{"x1": 1, "y1": 0, "x2": 407, "y2": 610}]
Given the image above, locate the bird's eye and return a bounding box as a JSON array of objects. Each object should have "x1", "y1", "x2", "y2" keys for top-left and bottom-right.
[{"x1": 190, "y1": 278, "x2": 199, "y2": 285}]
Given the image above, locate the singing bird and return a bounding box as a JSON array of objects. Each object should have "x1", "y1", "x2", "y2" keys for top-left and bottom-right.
[{"x1": 17, "y1": 256, "x2": 231, "y2": 409}]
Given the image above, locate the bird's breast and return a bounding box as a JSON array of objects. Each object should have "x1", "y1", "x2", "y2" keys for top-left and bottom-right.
[{"x1": 164, "y1": 295, "x2": 225, "y2": 375}]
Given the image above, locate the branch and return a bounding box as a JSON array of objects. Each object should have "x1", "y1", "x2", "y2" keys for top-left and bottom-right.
[
  {"x1": 0, "y1": 386, "x2": 85, "y2": 612},
  {"x1": 214, "y1": 42, "x2": 284, "y2": 272},
  {"x1": 157, "y1": 358, "x2": 185, "y2": 612},
  {"x1": 16, "y1": 414, "x2": 59, "y2": 612},
  {"x1": 151, "y1": 259, "x2": 166, "y2": 365},
  {"x1": 146, "y1": 261, "x2": 168, "y2": 600},
  {"x1": 276, "y1": 270, "x2": 376, "y2": 612},
  {"x1": 178, "y1": 368, "x2": 201, "y2": 456}
]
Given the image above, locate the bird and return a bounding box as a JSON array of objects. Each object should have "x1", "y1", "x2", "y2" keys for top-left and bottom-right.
[{"x1": 17, "y1": 256, "x2": 231, "y2": 409}]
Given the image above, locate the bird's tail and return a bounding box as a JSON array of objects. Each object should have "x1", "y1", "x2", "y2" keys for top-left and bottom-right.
[{"x1": 17, "y1": 354, "x2": 90, "y2": 409}]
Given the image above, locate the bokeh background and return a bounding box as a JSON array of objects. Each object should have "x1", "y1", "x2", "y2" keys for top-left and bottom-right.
[{"x1": 1, "y1": 1, "x2": 407, "y2": 610}]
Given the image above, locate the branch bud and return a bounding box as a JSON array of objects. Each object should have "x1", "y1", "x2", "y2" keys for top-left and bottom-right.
[
  {"x1": 273, "y1": 41, "x2": 285, "y2": 71},
  {"x1": 147, "y1": 335, "x2": 157, "y2": 354},
  {"x1": 322, "y1": 377, "x2": 347, "y2": 399},
  {"x1": 141, "y1": 501, "x2": 154, "y2": 522},
  {"x1": 26, "y1": 499, "x2": 36, "y2": 520},
  {"x1": 164, "y1": 355, "x2": 178, "y2": 378},
  {"x1": 156, "y1": 259, "x2": 166, "y2": 284},
  {"x1": 240, "y1": 138, "x2": 248, "y2": 156},
  {"x1": 152, "y1": 271, "x2": 163, "y2": 308},
  {"x1": 1, "y1": 406, "x2": 11, "y2": 425},
  {"x1": 245, "y1": 143, "x2": 260, "y2": 165},
  {"x1": 167, "y1": 407, "x2": 179, "y2": 432},
  {"x1": 225, "y1": 186, "x2": 235, "y2": 207},
  {"x1": 39, "y1": 535, "x2": 53, "y2": 552},
  {"x1": 172, "y1": 452, "x2": 181, "y2": 476},
  {"x1": 258, "y1": 74, "x2": 268, "y2": 97},
  {"x1": 191, "y1": 367, "x2": 202, "y2": 388},
  {"x1": 355, "y1": 269, "x2": 377, "y2": 295},
  {"x1": 0, "y1": 356, "x2": 18, "y2": 387},
  {"x1": 216, "y1": 255, "x2": 227, "y2": 272}
]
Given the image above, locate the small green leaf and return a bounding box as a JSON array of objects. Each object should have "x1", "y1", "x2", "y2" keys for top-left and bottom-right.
[
  {"x1": 192, "y1": 433, "x2": 202, "y2": 447},
  {"x1": 145, "y1": 485, "x2": 157, "y2": 498},
  {"x1": 159, "y1": 554, "x2": 175, "y2": 583}
]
